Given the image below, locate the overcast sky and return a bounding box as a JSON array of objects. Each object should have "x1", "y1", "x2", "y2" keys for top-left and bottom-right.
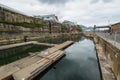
[{"x1": 0, "y1": 0, "x2": 120, "y2": 27}]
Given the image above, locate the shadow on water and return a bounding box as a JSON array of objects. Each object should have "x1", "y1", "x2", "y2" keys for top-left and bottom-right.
[{"x1": 34, "y1": 36, "x2": 101, "y2": 80}]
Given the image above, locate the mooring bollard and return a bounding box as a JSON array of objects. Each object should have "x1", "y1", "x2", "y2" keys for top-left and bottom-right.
[{"x1": 24, "y1": 36, "x2": 28, "y2": 42}]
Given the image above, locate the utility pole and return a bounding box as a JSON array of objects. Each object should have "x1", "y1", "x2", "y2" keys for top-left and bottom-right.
[
  {"x1": 114, "y1": 31, "x2": 117, "y2": 46},
  {"x1": 49, "y1": 21, "x2": 52, "y2": 34},
  {"x1": 108, "y1": 20, "x2": 112, "y2": 35},
  {"x1": 94, "y1": 25, "x2": 96, "y2": 33}
]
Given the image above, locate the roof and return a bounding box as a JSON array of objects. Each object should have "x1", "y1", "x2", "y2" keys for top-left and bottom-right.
[
  {"x1": 0, "y1": 3, "x2": 27, "y2": 16},
  {"x1": 34, "y1": 14, "x2": 59, "y2": 22},
  {"x1": 63, "y1": 20, "x2": 75, "y2": 26},
  {"x1": 95, "y1": 25, "x2": 110, "y2": 28},
  {"x1": 34, "y1": 14, "x2": 55, "y2": 18},
  {"x1": 111, "y1": 22, "x2": 120, "y2": 26}
]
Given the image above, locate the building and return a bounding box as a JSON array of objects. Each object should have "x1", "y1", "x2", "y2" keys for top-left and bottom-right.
[
  {"x1": 0, "y1": 3, "x2": 43, "y2": 24},
  {"x1": 0, "y1": 3, "x2": 30, "y2": 23},
  {"x1": 0, "y1": 3, "x2": 44, "y2": 33},
  {"x1": 34, "y1": 14, "x2": 59, "y2": 22},
  {"x1": 62, "y1": 20, "x2": 75, "y2": 27},
  {"x1": 0, "y1": 3, "x2": 81, "y2": 34},
  {"x1": 111, "y1": 22, "x2": 120, "y2": 33},
  {"x1": 61, "y1": 20, "x2": 82, "y2": 33}
]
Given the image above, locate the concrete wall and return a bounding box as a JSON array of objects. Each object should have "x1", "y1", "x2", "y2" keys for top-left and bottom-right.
[
  {"x1": 0, "y1": 7, "x2": 5, "y2": 21},
  {"x1": 0, "y1": 5, "x2": 82, "y2": 40},
  {"x1": 95, "y1": 35, "x2": 120, "y2": 80},
  {"x1": 0, "y1": 6, "x2": 63, "y2": 34},
  {"x1": 0, "y1": 6, "x2": 43, "y2": 24},
  {"x1": 0, "y1": 23, "x2": 22, "y2": 31}
]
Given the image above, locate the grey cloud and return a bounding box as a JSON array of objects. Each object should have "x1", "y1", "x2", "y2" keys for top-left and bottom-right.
[
  {"x1": 37, "y1": 0, "x2": 71, "y2": 5},
  {"x1": 91, "y1": 0, "x2": 99, "y2": 4},
  {"x1": 91, "y1": 0, "x2": 113, "y2": 4},
  {"x1": 103, "y1": 0, "x2": 113, "y2": 3}
]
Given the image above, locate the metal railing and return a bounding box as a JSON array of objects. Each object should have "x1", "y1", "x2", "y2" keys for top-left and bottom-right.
[{"x1": 95, "y1": 31, "x2": 120, "y2": 50}]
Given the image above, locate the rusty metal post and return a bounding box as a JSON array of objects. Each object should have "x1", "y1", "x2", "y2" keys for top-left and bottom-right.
[{"x1": 49, "y1": 21, "x2": 52, "y2": 34}]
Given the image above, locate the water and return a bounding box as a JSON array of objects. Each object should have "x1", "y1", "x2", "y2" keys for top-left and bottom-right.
[
  {"x1": 0, "y1": 34, "x2": 82, "y2": 66},
  {"x1": 37, "y1": 34, "x2": 83, "y2": 44},
  {"x1": 37, "y1": 38, "x2": 101, "y2": 80},
  {"x1": 0, "y1": 45, "x2": 49, "y2": 65}
]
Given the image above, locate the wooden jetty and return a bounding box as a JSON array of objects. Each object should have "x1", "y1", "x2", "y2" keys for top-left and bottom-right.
[
  {"x1": 0, "y1": 41, "x2": 55, "y2": 51},
  {"x1": 0, "y1": 41, "x2": 74, "y2": 80}
]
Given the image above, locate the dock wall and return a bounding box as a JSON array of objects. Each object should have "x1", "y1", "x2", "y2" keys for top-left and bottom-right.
[{"x1": 84, "y1": 32, "x2": 120, "y2": 80}]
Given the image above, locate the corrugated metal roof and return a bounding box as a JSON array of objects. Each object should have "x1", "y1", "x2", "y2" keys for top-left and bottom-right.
[{"x1": 0, "y1": 3, "x2": 27, "y2": 16}]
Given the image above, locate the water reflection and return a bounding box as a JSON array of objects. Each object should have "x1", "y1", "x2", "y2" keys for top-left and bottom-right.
[
  {"x1": 37, "y1": 34, "x2": 84, "y2": 44},
  {"x1": 39, "y1": 38, "x2": 101, "y2": 80}
]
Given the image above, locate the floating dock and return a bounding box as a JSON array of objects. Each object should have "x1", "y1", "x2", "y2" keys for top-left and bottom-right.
[{"x1": 0, "y1": 41, "x2": 74, "y2": 80}]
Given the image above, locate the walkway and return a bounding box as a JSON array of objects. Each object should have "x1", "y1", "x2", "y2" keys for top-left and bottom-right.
[{"x1": 96, "y1": 32, "x2": 120, "y2": 50}]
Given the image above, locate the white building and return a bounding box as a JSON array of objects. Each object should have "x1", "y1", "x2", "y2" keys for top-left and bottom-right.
[
  {"x1": 34, "y1": 14, "x2": 59, "y2": 22},
  {"x1": 62, "y1": 20, "x2": 75, "y2": 27}
]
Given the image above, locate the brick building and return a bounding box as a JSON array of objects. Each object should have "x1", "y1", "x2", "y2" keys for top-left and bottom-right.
[{"x1": 111, "y1": 22, "x2": 120, "y2": 33}]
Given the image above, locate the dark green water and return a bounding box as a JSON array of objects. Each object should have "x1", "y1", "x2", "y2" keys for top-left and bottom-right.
[
  {"x1": 37, "y1": 38, "x2": 101, "y2": 80},
  {"x1": 37, "y1": 34, "x2": 82, "y2": 44},
  {"x1": 0, "y1": 34, "x2": 82, "y2": 66},
  {"x1": 0, "y1": 45, "x2": 49, "y2": 65}
]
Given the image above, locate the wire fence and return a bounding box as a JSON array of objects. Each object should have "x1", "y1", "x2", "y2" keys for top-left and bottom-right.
[
  {"x1": 95, "y1": 32, "x2": 120, "y2": 50},
  {"x1": 96, "y1": 32, "x2": 120, "y2": 43}
]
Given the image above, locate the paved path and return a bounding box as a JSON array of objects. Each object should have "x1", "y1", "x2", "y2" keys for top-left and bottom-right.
[{"x1": 96, "y1": 33, "x2": 120, "y2": 50}]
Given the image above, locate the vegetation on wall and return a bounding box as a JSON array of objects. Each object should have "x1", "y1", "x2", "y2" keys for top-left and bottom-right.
[
  {"x1": 0, "y1": 20, "x2": 44, "y2": 28},
  {"x1": 0, "y1": 20, "x2": 82, "y2": 33}
]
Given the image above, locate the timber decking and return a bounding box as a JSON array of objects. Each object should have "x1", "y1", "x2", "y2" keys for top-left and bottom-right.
[{"x1": 0, "y1": 41, "x2": 74, "y2": 80}]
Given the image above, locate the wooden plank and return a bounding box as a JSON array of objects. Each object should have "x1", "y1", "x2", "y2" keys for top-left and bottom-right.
[
  {"x1": 33, "y1": 42, "x2": 56, "y2": 47},
  {"x1": 13, "y1": 50, "x2": 64, "y2": 80},
  {"x1": 0, "y1": 41, "x2": 73, "y2": 80},
  {"x1": 0, "y1": 41, "x2": 56, "y2": 51}
]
